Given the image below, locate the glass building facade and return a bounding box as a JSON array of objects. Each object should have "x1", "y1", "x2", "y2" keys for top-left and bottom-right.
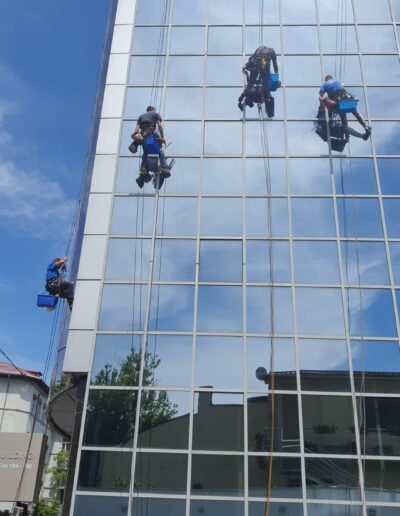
[{"x1": 64, "y1": 0, "x2": 400, "y2": 515}]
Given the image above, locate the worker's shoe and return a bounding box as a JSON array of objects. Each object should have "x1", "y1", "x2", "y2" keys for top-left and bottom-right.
[
  {"x1": 136, "y1": 175, "x2": 145, "y2": 189},
  {"x1": 238, "y1": 101, "x2": 244, "y2": 112},
  {"x1": 129, "y1": 142, "x2": 138, "y2": 154},
  {"x1": 362, "y1": 126, "x2": 371, "y2": 141},
  {"x1": 159, "y1": 166, "x2": 171, "y2": 178},
  {"x1": 140, "y1": 166, "x2": 150, "y2": 177}
]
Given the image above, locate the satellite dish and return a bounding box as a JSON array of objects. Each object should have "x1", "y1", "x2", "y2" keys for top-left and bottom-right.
[{"x1": 255, "y1": 366, "x2": 268, "y2": 382}]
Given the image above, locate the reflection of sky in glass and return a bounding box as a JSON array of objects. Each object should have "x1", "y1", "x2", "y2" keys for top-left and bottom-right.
[
  {"x1": 296, "y1": 288, "x2": 345, "y2": 336},
  {"x1": 153, "y1": 239, "x2": 196, "y2": 281},
  {"x1": 378, "y1": 159, "x2": 400, "y2": 195},
  {"x1": 146, "y1": 335, "x2": 192, "y2": 388},
  {"x1": 289, "y1": 158, "x2": 332, "y2": 194},
  {"x1": 348, "y1": 288, "x2": 396, "y2": 337},
  {"x1": 246, "y1": 198, "x2": 288, "y2": 237},
  {"x1": 106, "y1": 239, "x2": 150, "y2": 281},
  {"x1": 299, "y1": 339, "x2": 348, "y2": 372},
  {"x1": 341, "y1": 242, "x2": 389, "y2": 286},
  {"x1": 98, "y1": 284, "x2": 147, "y2": 331},
  {"x1": 354, "y1": 0, "x2": 392, "y2": 23},
  {"x1": 338, "y1": 198, "x2": 383, "y2": 238},
  {"x1": 111, "y1": 196, "x2": 155, "y2": 236},
  {"x1": 246, "y1": 240, "x2": 290, "y2": 283},
  {"x1": 156, "y1": 198, "x2": 197, "y2": 237},
  {"x1": 384, "y1": 199, "x2": 400, "y2": 238},
  {"x1": 333, "y1": 158, "x2": 377, "y2": 195},
  {"x1": 351, "y1": 340, "x2": 400, "y2": 374},
  {"x1": 197, "y1": 286, "x2": 243, "y2": 333},
  {"x1": 244, "y1": 26, "x2": 281, "y2": 54},
  {"x1": 245, "y1": 158, "x2": 286, "y2": 195},
  {"x1": 149, "y1": 285, "x2": 194, "y2": 332},
  {"x1": 200, "y1": 240, "x2": 242, "y2": 282},
  {"x1": 247, "y1": 338, "x2": 295, "y2": 389},
  {"x1": 292, "y1": 198, "x2": 336, "y2": 237},
  {"x1": 247, "y1": 287, "x2": 293, "y2": 334},
  {"x1": 201, "y1": 198, "x2": 242, "y2": 237},
  {"x1": 390, "y1": 243, "x2": 400, "y2": 284},
  {"x1": 203, "y1": 159, "x2": 243, "y2": 195},
  {"x1": 293, "y1": 241, "x2": 340, "y2": 285}
]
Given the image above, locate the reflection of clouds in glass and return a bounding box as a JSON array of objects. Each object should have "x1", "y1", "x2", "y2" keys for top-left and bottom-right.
[
  {"x1": 319, "y1": 25, "x2": 357, "y2": 53},
  {"x1": 149, "y1": 285, "x2": 194, "y2": 332},
  {"x1": 167, "y1": 121, "x2": 202, "y2": 155},
  {"x1": 293, "y1": 241, "x2": 340, "y2": 285},
  {"x1": 299, "y1": 339, "x2": 348, "y2": 371},
  {"x1": 146, "y1": 335, "x2": 192, "y2": 387},
  {"x1": 208, "y1": 0, "x2": 242, "y2": 24},
  {"x1": 208, "y1": 27, "x2": 242, "y2": 53},
  {"x1": 247, "y1": 287, "x2": 293, "y2": 334},
  {"x1": 129, "y1": 56, "x2": 166, "y2": 86},
  {"x1": 156, "y1": 198, "x2": 197, "y2": 237},
  {"x1": 284, "y1": 56, "x2": 321, "y2": 85},
  {"x1": 106, "y1": 239, "x2": 150, "y2": 281},
  {"x1": 170, "y1": 27, "x2": 205, "y2": 54},
  {"x1": 205, "y1": 89, "x2": 244, "y2": 120},
  {"x1": 195, "y1": 336, "x2": 243, "y2": 388},
  {"x1": 378, "y1": 159, "x2": 400, "y2": 195},
  {"x1": 111, "y1": 196, "x2": 155, "y2": 236},
  {"x1": 286, "y1": 89, "x2": 321, "y2": 119},
  {"x1": 201, "y1": 198, "x2": 242, "y2": 237},
  {"x1": 98, "y1": 285, "x2": 147, "y2": 331},
  {"x1": 333, "y1": 158, "x2": 376, "y2": 195},
  {"x1": 197, "y1": 286, "x2": 243, "y2": 332},
  {"x1": 390, "y1": 243, "x2": 400, "y2": 284},
  {"x1": 281, "y1": 0, "x2": 316, "y2": 23},
  {"x1": 246, "y1": 240, "x2": 291, "y2": 283},
  {"x1": 351, "y1": 340, "x2": 400, "y2": 373},
  {"x1": 172, "y1": 0, "x2": 206, "y2": 24},
  {"x1": 204, "y1": 122, "x2": 242, "y2": 155},
  {"x1": 165, "y1": 87, "x2": 203, "y2": 119},
  {"x1": 296, "y1": 287, "x2": 345, "y2": 336},
  {"x1": 244, "y1": 26, "x2": 281, "y2": 54},
  {"x1": 283, "y1": 26, "x2": 318, "y2": 54},
  {"x1": 341, "y1": 242, "x2": 389, "y2": 285},
  {"x1": 245, "y1": 121, "x2": 285, "y2": 156},
  {"x1": 200, "y1": 240, "x2": 242, "y2": 282},
  {"x1": 292, "y1": 198, "x2": 336, "y2": 237},
  {"x1": 206, "y1": 56, "x2": 243, "y2": 86},
  {"x1": 246, "y1": 198, "x2": 288, "y2": 237},
  {"x1": 372, "y1": 122, "x2": 400, "y2": 155},
  {"x1": 247, "y1": 338, "x2": 295, "y2": 389},
  {"x1": 246, "y1": 158, "x2": 286, "y2": 195},
  {"x1": 288, "y1": 158, "x2": 331, "y2": 194},
  {"x1": 154, "y1": 239, "x2": 196, "y2": 282},
  {"x1": 287, "y1": 122, "x2": 330, "y2": 156},
  {"x1": 322, "y1": 55, "x2": 362, "y2": 85},
  {"x1": 132, "y1": 27, "x2": 168, "y2": 54},
  {"x1": 244, "y1": 0, "x2": 279, "y2": 24},
  {"x1": 167, "y1": 56, "x2": 204, "y2": 86},
  {"x1": 353, "y1": 0, "x2": 391, "y2": 23},
  {"x1": 362, "y1": 56, "x2": 400, "y2": 85},
  {"x1": 348, "y1": 288, "x2": 396, "y2": 337},
  {"x1": 358, "y1": 26, "x2": 397, "y2": 53},
  {"x1": 338, "y1": 198, "x2": 383, "y2": 238},
  {"x1": 203, "y1": 158, "x2": 243, "y2": 195},
  {"x1": 164, "y1": 158, "x2": 201, "y2": 195}
]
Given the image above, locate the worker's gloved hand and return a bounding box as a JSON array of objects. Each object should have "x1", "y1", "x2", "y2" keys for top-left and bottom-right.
[{"x1": 161, "y1": 138, "x2": 166, "y2": 145}]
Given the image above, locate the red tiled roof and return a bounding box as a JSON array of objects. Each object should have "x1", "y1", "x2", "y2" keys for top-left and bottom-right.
[{"x1": 0, "y1": 361, "x2": 42, "y2": 379}]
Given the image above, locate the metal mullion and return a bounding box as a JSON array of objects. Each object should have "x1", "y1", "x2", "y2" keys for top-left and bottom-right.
[{"x1": 388, "y1": 0, "x2": 400, "y2": 57}]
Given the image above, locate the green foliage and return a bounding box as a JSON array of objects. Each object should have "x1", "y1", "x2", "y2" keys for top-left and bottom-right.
[
  {"x1": 50, "y1": 374, "x2": 70, "y2": 396},
  {"x1": 47, "y1": 449, "x2": 69, "y2": 491},
  {"x1": 36, "y1": 498, "x2": 60, "y2": 516}
]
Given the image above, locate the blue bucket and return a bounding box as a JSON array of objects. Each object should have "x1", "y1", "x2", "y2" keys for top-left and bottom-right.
[
  {"x1": 37, "y1": 294, "x2": 58, "y2": 309},
  {"x1": 338, "y1": 98, "x2": 358, "y2": 113},
  {"x1": 145, "y1": 134, "x2": 161, "y2": 154},
  {"x1": 269, "y1": 73, "x2": 280, "y2": 92}
]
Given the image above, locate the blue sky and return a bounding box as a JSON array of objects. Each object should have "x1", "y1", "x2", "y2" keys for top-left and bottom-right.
[{"x1": 0, "y1": 1, "x2": 111, "y2": 374}]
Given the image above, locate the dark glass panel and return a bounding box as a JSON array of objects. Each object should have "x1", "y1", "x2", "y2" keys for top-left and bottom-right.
[
  {"x1": 197, "y1": 286, "x2": 243, "y2": 333},
  {"x1": 91, "y1": 335, "x2": 141, "y2": 386},
  {"x1": 248, "y1": 456, "x2": 302, "y2": 498},
  {"x1": 247, "y1": 287, "x2": 293, "y2": 335},
  {"x1": 364, "y1": 460, "x2": 400, "y2": 502},
  {"x1": 83, "y1": 390, "x2": 136, "y2": 447},
  {"x1": 132, "y1": 498, "x2": 185, "y2": 516},
  {"x1": 303, "y1": 396, "x2": 355, "y2": 455},
  {"x1": 134, "y1": 452, "x2": 187, "y2": 494},
  {"x1": 348, "y1": 288, "x2": 397, "y2": 338},
  {"x1": 148, "y1": 285, "x2": 194, "y2": 332},
  {"x1": 249, "y1": 502, "x2": 303, "y2": 516},
  {"x1": 359, "y1": 397, "x2": 400, "y2": 456},
  {"x1": 248, "y1": 393, "x2": 300, "y2": 453},
  {"x1": 78, "y1": 450, "x2": 132, "y2": 492},
  {"x1": 305, "y1": 458, "x2": 359, "y2": 500},
  {"x1": 74, "y1": 495, "x2": 128, "y2": 516},
  {"x1": 199, "y1": 240, "x2": 242, "y2": 282},
  {"x1": 190, "y1": 500, "x2": 244, "y2": 516},
  {"x1": 307, "y1": 504, "x2": 359, "y2": 516},
  {"x1": 193, "y1": 392, "x2": 244, "y2": 451},
  {"x1": 191, "y1": 454, "x2": 244, "y2": 496},
  {"x1": 138, "y1": 390, "x2": 190, "y2": 449}
]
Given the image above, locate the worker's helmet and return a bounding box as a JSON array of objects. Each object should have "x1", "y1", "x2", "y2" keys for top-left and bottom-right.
[{"x1": 133, "y1": 132, "x2": 144, "y2": 144}]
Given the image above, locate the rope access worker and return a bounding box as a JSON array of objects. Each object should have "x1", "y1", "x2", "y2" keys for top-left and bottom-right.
[
  {"x1": 132, "y1": 106, "x2": 171, "y2": 188},
  {"x1": 319, "y1": 75, "x2": 371, "y2": 143},
  {"x1": 45, "y1": 256, "x2": 74, "y2": 310},
  {"x1": 238, "y1": 46, "x2": 279, "y2": 112}
]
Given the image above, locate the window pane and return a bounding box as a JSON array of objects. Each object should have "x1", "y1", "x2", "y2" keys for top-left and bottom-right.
[
  {"x1": 319, "y1": 25, "x2": 358, "y2": 53},
  {"x1": 296, "y1": 288, "x2": 345, "y2": 336},
  {"x1": 363, "y1": 56, "x2": 400, "y2": 85},
  {"x1": 288, "y1": 121, "x2": 330, "y2": 156},
  {"x1": 390, "y1": 243, "x2": 400, "y2": 284},
  {"x1": 248, "y1": 393, "x2": 300, "y2": 452},
  {"x1": 322, "y1": 56, "x2": 362, "y2": 85},
  {"x1": 74, "y1": 496, "x2": 128, "y2": 515},
  {"x1": 341, "y1": 242, "x2": 389, "y2": 286},
  {"x1": 249, "y1": 456, "x2": 302, "y2": 498},
  {"x1": 244, "y1": 26, "x2": 281, "y2": 54},
  {"x1": 200, "y1": 240, "x2": 242, "y2": 282},
  {"x1": 98, "y1": 285, "x2": 147, "y2": 331},
  {"x1": 303, "y1": 395, "x2": 355, "y2": 454},
  {"x1": 208, "y1": 26, "x2": 242, "y2": 53},
  {"x1": 305, "y1": 458, "x2": 359, "y2": 500},
  {"x1": 116, "y1": 157, "x2": 140, "y2": 192},
  {"x1": 78, "y1": 451, "x2": 132, "y2": 492},
  {"x1": 317, "y1": 0, "x2": 354, "y2": 23},
  {"x1": 172, "y1": 0, "x2": 206, "y2": 24},
  {"x1": 245, "y1": 0, "x2": 280, "y2": 24},
  {"x1": 204, "y1": 122, "x2": 242, "y2": 155},
  {"x1": 293, "y1": 241, "x2": 340, "y2": 285},
  {"x1": 111, "y1": 196, "x2": 155, "y2": 236},
  {"x1": 191, "y1": 501, "x2": 244, "y2": 516},
  {"x1": 165, "y1": 87, "x2": 203, "y2": 119},
  {"x1": 246, "y1": 240, "x2": 291, "y2": 283},
  {"x1": 132, "y1": 498, "x2": 185, "y2": 516},
  {"x1": 193, "y1": 392, "x2": 244, "y2": 451},
  {"x1": 207, "y1": 56, "x2": 244, "y2": 86},
  {"x1": 197, "y1": 286, "x2": 243, "y2": 332},
  {"x1": 354, "y1": 0, "x2": 392, "y2": 23},
  {"x1": 202, "y1": 158, "x2": 243, "y2": 195},
  {"x1": 205, "y1": 88, "x2": 243, "y2": 119},
  {"x1": 132, "y1": 27, "x2": 168, "y2": 54},
  {"x1": 338, "y1": 199, "x2": 383, "y2": 238},
  {"x1": 208, "y1": 0, "x2": 243, "y2": 24},
  {"x1": 170, "y1": 27, "x2": 205, "y2": 54},
  {"x1": 138, "y1": 390, "x2": 190, "y2": 449},
  {"x1": 289, "y1": 158, "x2": 332, "y2": 195},
  {"x1": 246, "y1": 198, "x2": 289, "y2": 237},
  {"x1": 384, "y1": 199, "x2": 400, "y2": 238},
  {"x1": 149, "y1": 285, "x2": 194, "y2": 332},
  {"x1": 201, "y1": 198, "x2": 242, "y2": 237},
  {"x1": 358, "y1": 25, "x2": 397, "y2": 53},
  {"x1": 153, "y1": 239, "x2": 196, "y2": 282},
  {"x1": 247, "y1": 287, "x2": 293, "y2": 334},
  {"x1": 348, "y1": 288, "x2": 397, "y2": 338},
  {"x1": 283, "y1": 26, "x2": 318, "y2": 53},
  {"x1": 127, "y1": 88, "x2": 164, "y2": 117},
  {"x1": 364, "y1": 460, "x2": 400, "y2": 502},
  {"x1": 286, "y1": 89, "x2": 324, "y2": 120},
  {"x1": 91, "y1": 334, "x2": 141, "y2": 386},
  {"x1": 284, "y1": 56, "x2": 321, "y2": 85},
  {"x1": 191, "y1": 455, "x2": 244, "y2": 496},
  {"x1": 299, "y1": 339, "x2": 350, "y2": 392},
  {"x1": 195, "y1": 336, "x2": 243, "y2": 389},
  {"x1": 281, "y1": 0, "x2": 316, "y2": 22},
  {"x1": 249, "y1": 502, "x2": 303, "y2": 516},
  {"x1": 333, "y1": 158, "x2": 377, "y2": 195},
  {"x1": 247, "y1": 338, "x2": 296, "y2": 390},
  {"x1": 168, "y1": 56, "x2": 204, "y2": 85},
  {"x1": 129, "y1": 56, "x2": 166, "y2": 85},
  {"x1": 83, "y1": 390, "x2": 136, "y2": 447},
  {"x1": 378, "y1": 159, "x2": 400, "y2": 195},
  {"x1": 246, "y1": 158, "x2": 287, "y2": 195},
  {"x1": 135, "y1": 0, "x2": 169, "y2": 24},
  {"x1": 373, "y1": 122, "x2": 400, "y2": 155},
  {"x1": 292, "y1": 199, "x2": 336, "y2": 237},
  {"x1": 164, "y1": 158, "x2": 201, "y2": 195},
  {"x1": 359, "y1": 397, "x2": 400, "y2": 456},
  {"x1": 145, "y1": 335, "x2": 192, "y2": 388},
  {"x1": 307, "y1": 504, "x2": 359, "y2": 516},
  {"x1": 106, "y1": 239, "x2": 150, "y2": 281},
  {"x1": 134, "y1": 453, "x2": 187, "y2": 494},
  {"x1": 245, "y1": 121, "x2": 285, "y2": 156},
  {"x1": 156, "y1": 198, "x2": 198, "y2": 237},
  {"x1": 166, "y1": 121, "x2": 202, "y2": 155}
]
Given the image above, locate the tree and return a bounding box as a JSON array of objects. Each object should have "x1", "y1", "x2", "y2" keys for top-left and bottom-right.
[{"x1": 36, "y1": 449, "x2": 69, "y2": 516}]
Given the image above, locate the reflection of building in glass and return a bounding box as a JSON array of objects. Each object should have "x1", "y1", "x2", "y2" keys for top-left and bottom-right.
[{"x1": 49, "y1": 0, "x2": 400, "y2": 514}]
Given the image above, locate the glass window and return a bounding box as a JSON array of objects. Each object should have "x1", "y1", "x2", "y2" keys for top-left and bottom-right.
[
  {"x1": 74, "y1": 496, "x2": 128, "y2": 515},
  {"x1": 281, "y1": 0, "x2": 316, "y2": 22},
  {"x1": 287, "y1": 121, "x2": 331, "y2": 156},
  {"x1": 193, "y1": 392, "x2": 244, "y2": 451},
  {"x1": 358, "y1": 25, "x2": 397, "y2": 53},
  {"x1": 373, "y1": 122, "x2": 400, "y2": 155},
  {"x1": 333, "y1": 158, "x2": 377, "y2": 196},
  {"x1": 299, "y1": 339, "x2": 350, "y2": 392},
  {"x1": 289, "y1": 158, "x2": 332, "y2": 195},
  {"x1": 145, "y1": 335, "x2": 192, "y2": 388},
  {"x1": 247, "y1": 287, "x2": 293, "y2": 334},
  {"x1": 202, "y1": 158, "x2": 243, "y2": 195},
  {"x1": 249, "y1": 503, "x2": 303, "y2": 516},
  {"x1": 353, "y1": 0, "x2": 392, "y2": 23},
  {"x1": 129, "y1": 56, "x2": 166, "y2": 86},
  {"x1": 385, "y1": 199, "x2": 400, "y2": 238},
  {"x1": 246, "y1": 198, "x2": 289, "y2": 237},
  {"x1": 208, "y1": 26, "x2": 242, "y2": 53},
  {"x1": 200, "y1": 240, "x2": 242, "y2": 282},
  {"x1": 352, "y1": 340, "x2": 400, "y2": 394},
  {"x1": 165, "y1": 87, "x2": 203, "y2": 119},
  {"x1": 98, "y1": 284, "x2": 147, "y2": 331},
  {"x1": 295, "y1": 288, "x2": 345, "y2": 336},
  {"x1": 111, "y1": 196, "x2": 155, "y2": 236},
  {"x1": 244, "y1": 26, "x2": 281, "y2": 54},
  {"x1": 195, "y1": 336, "x2": 243, "y2": 389},
  {"x1": 284, "y1": 56, "x2": 321, "y2": 86},
  {"x1": 245, "y1": 121, "x2": 285, "y2": 156},
  {"x1": 206, "y1": 56, "x2": 244, "y2": 86},
  {"x1": 138, "y1": 390, "x2": 190, "y2": 449},
  {"x1": 317, "y1": 0, "x2": 354, "y2": 23},
  {"x1": 322, "y1": 55, "x2": 362, "y2": 85},
  {"x1": 191, "y1": 454, "x2": 244, "y2": 496},
  {"x1": 390, "y1": 243, "x2": 400, "y2": 284},
  {"x1": 341, "y1": 242, "x2": 389, "y2": 286},
  {"x1": 246, "y1": 240, "x2": 291, "y2": 283},
  {"x1": 249, "y1": 456, "x2": 302, "y2": 498},
  {"x1": 163, "y1": 158, "x2": 201, "y2": 195},
  {"x1": 293, "y1": 241, "x2": 340, "y2": 285},
  {"x1": 307, "y1": 504, "x2": 359, "y2": 516},
  {"x1": 378, "y1": 159, "x2": 400, "y2": 195},
  {"x1": 283, "y1": 26, "x2": 319, "y2": 54},
  {"x1": 248, "y1": 393, "x2": 300, "y2": 452},
  {"x1": 245, "y1": 158, "x2": 287, "y2": 195},
  {"x1": 83, "y1": 390, "x2": 136, "y2": 447},
  {"x1": 348, "y1": 288, "x2": 397, "y2": 338},
  {"x1": 132, "y1": 27, "x2": 168, "y2": 54},
  {"x1": 156, "y1": 197, "x2": 197, "y2": 237},
  {"x1": 105, "y1": 239, "x2": 150, "y2": 281},
  {"x1": 338, "y1": 198, "x2": 383, "y2": 238},
  {"x1": 148, "y1": 285, "x2": 194, "y2": 332},
  {"x1": 190, "y1": 501, "x2": 244, "y2": 516},
  {"x1": 116, "y1": 157, "x2": 140, "y2": 193},
  {"x1": 303, "y1": 395, "x2": 355, "y2": 454},
  {"x1": 197, "y1": 286, "x2": 243, "y2": 332},
  {"x1": 208, "y1": 0, "x2": 243, "y2": 24},
  {"x1": 170, "y1": 27, "x2": 205, "y2": 54},
  {"x1": 286, "y1": 88, "x2": 323, "y2": 120},
  {"x1": 364, "y1": 460, "x2": 400, "y2": 502},
  {"x1": 167, "y1": 56, "x2": 204, "y2": 85},
  {"x1": 205, "y1": 88, "x2": 243, "y2": 119},
  {"x1": 153, "y1": 239, "x2": 196, "y2": 282},
  {"x1": 245, "y1": 0, "x2": 280, "y2": 24},
  {"x1": 204, "y1": 122, "x2": 242, "y2": 155},
  {"x1": 132, "y1": 498, "x2": 185, "y2": 516},
  {"x1": 91, "y1": 334, "x2": 142, "y2": 386},
  {"x1": 292, "y1": 199, "x2": 336, "y2": 237},
  {"x1": 172, "y1": 0, "x2": 206, "y2": 24},
  {"x1": 247, "y1": 338, "x2": 296, "y2": 390},
  {"x1": 78, "y1": 450, "x2": 132, "y2": 492},
  {"x1": 305, "y1": 458, "x2": 359, "y2": 500},
  {"x1": 201, "y1": 198, "x2": 242, "y2": 237},
  {"x1": 166, "y1": 121, "x2": 202, "y2": 155},
  {"x1": 135, "y1": 0, "x2": 169, "y2": 24},
  {"x1": 359, "y1": 397, "x2": 400, "y2": 456},
  {"x1": 363, "y1": 56, "x2": 400, "y2": 85},
  {"x1": 319, "y1": 25, "x2": 358, "y2": 53},
  {"x1": 134, "y1": 452, "x2": 187, "y2": 494}
]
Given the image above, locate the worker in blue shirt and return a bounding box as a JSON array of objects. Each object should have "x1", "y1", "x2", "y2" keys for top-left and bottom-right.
[
  {"x1": 319, "y1": 75, "x2": 371, "y2": 143},
  {"x1": 45, "y1": 256, "x2": 74, "y2": 310}
]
